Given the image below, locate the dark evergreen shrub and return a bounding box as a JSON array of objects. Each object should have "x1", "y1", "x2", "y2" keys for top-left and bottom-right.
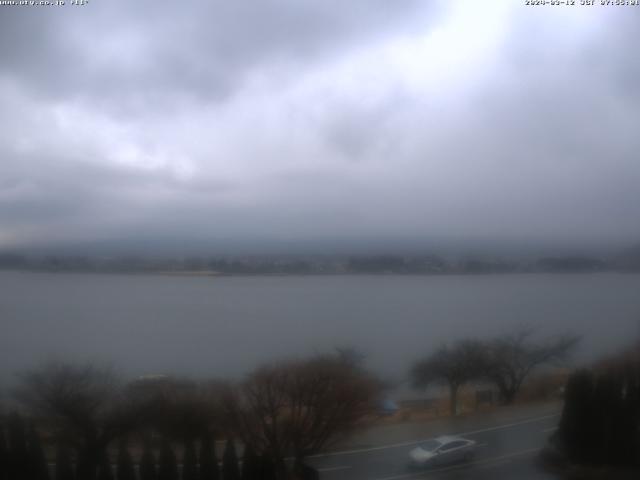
[
  {"x1": 557, "y1": 364, "x2": 640, "y2": 467},
  {"x1": 54, "y1": 445, "x2": 75, "y2": 480},
  {"x1": 77, "y1": 446, "x2": 101, "y2": 480},
  {"x1": 157, "y1": 441, "x2": 178, "y2": 480},
  {"x1": 240, "y1": 444, "x2": 259, "y2": 480},
  {"x1": 139, "y1": 444, "x2": 157, "y2": 480},
  {"x1": 625, "y1": 365, "x2": 640, "y2": 466},
  {"x1": 116, "y1": 441, "x2": 136, "y2": 480},
  {"x1": 221, "y1": 440, "x2": 240, "y2": 480},
  {"x1": 612, "y1": 367, "x2": 639, "y2": 465},
  {"x1": 198, "y1": 433, "x2": 218, "y2": 480},
  {"x1": 557, "y1": 369, "x2": 594, "y2": 463},
  {"x1": 7, "y1": 412, "x2": 29, "y2": 479},
  {"x1": 182, "y1": 440, "x2": 198, "y2": 480},
  {"x1": 97, "y1": 450, "x2": 114, "y2": 480},
  {"x1": 0, "y1": 425, "x2": 8, "y2": 480},
  {"x1": 594, "y1": 372, "x2": 619, "y2": 464},
  {"x1": 259, "y1": 455, "x2": 277, "y2": 480},
  {"x1": 27, "y1": 424, "x2": 49, "y2": 480}
]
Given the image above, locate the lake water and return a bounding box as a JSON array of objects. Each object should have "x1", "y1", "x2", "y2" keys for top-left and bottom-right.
[{"x1": 1, "y1": 271, "x2": 639, "y2": 386}]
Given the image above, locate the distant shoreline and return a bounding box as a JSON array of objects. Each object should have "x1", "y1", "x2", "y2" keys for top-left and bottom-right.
[
  {"x1": 2, "y1": 251, "x2": 639, "y2": 276},
  {"x1": 1, "y1": 268, "x2": 639, "y2": 277}
]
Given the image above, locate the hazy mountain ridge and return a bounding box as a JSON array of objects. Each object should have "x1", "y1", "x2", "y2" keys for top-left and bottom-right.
[{"x1": 1, "y1": 246, "x2": 638, "y2": 275}]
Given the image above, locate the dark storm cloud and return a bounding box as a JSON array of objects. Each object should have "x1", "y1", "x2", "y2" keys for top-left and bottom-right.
[{"x1": 0, "y1": 1, "x2": 639, "y2": 250}]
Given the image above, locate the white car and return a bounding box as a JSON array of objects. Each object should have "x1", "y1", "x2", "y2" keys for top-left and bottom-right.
[{"x1": 409, "y1": 435, "x2": 476, "y2": 468}]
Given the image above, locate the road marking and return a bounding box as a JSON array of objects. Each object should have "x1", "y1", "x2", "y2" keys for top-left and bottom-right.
[
  {"x1": 309, "y1": 413, "x2": 559, "y2": 459},
  {"x1": 458, "y1": 413, "x2": 559, "y2": 437},
  {"x1": 318, "y1": 465, "x2": 352, "y2": 472},
  {"x1": 372, "y1": 447, "x2": 540, "y2": 480}
]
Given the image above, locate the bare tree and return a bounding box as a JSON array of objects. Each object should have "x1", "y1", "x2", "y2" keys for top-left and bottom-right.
[
  {"x1": 225, "y1": 353, "x2": 382, "y2": 479},
  {"x1": 125, "y1": 376, "x2": 224, "y2": 442},
  {"x1": 483, "y1": 328, "x2": 579, "y2": 404},
  {"x1": 411, "y1": 340, "x2": 486, "y2": 415},
  {"x1": 16, "y1": 362, "x2": 147, "y2": 480},
  {"x1": 334, "y1": 346, "x2": 366, "y2": 369}
]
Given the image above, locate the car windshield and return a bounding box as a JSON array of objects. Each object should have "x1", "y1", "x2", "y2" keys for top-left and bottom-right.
[{"x1": 421, "y1": 440, "x2": 442, "y2": 452}]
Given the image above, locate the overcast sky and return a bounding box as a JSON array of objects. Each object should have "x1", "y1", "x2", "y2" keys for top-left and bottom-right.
[{"x1": 1, "y1": 0, "x2": 639, "y2": 253}]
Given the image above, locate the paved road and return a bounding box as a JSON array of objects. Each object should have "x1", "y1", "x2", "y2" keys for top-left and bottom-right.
[{"x1": 308, "y1": 403, "x2": 561, "y2": 480}]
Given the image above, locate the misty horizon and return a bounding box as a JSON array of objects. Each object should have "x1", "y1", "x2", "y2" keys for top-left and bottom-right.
[{"x1": 1, "y1": 234, "x2": 639, "y2": 260}]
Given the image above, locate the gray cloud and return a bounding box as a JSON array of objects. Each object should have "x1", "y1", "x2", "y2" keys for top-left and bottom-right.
[
  {"x1": 0, "y1": 1, "x2": 429, "y2": 108},
  {"x1": 0, "y1": 1, "x2": 639, "y2": 252}
]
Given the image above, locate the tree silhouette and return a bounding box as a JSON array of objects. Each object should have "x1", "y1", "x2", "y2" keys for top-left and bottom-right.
[
  {"x1": 558, "y1": 369, "x2": 597, "y2": 462},
  {"x1": 27, "y1": 423, "x2": 50, "y2": 480},
  {"x1": 182, "y1": 439, "x2": 198, "y2": 480},
  {"x1": 556, "y1": 348, "x2": 640, "y2": 468},
  {"x1": 157, "y1": 441, "x2": 178, "y2": 480},
  {"x1": 139, "y1": 443, "x2": 157, "y2": 480},
  {"x1": 412, "y1": 340, "x2": 486, "y2": 415},
  {"x1": 54, "y1": 444, "x2": 75, "y2": 480},
  {"x1": 240, "y1": 444, "x2": 259, "y2": 480},
  {"x1": 125, "y1": 376, "x2": 223, "y2": 444},
  {"x1": 7, "y1": 412, "x2": 29, "y2": 479},
  {"x1": 483, "y1": 328, "x2": 579, "y2": 404},
  {"x1": 226, "y1": 354, "x2": 380, "y2": 477},
  {"x1": 116, "y1": 441, "x2": 136, "y2": 480},
  {"x1": 198, "y1": 433, "x2": 219, "y2": 480},
  {"x1": 259, "y1": 454, "x2": 277, "y2": 480},
  {"x1": 222, "y1": 440, "x2": 240, "y2": 480},
  {"x1": 17, "y1": 363, "x2": 147, "y2": 480},
  {"x1": 0, "y1": 424, "x2": 7, "y2": 480},
  {"x1": 97, "y1": 450, "x2": 114, "y2": 480}
]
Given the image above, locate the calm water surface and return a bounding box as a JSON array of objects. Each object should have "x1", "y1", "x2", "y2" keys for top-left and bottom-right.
[{"x1": 1, "y1": 271, "x2": 639, "y2": 384}]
